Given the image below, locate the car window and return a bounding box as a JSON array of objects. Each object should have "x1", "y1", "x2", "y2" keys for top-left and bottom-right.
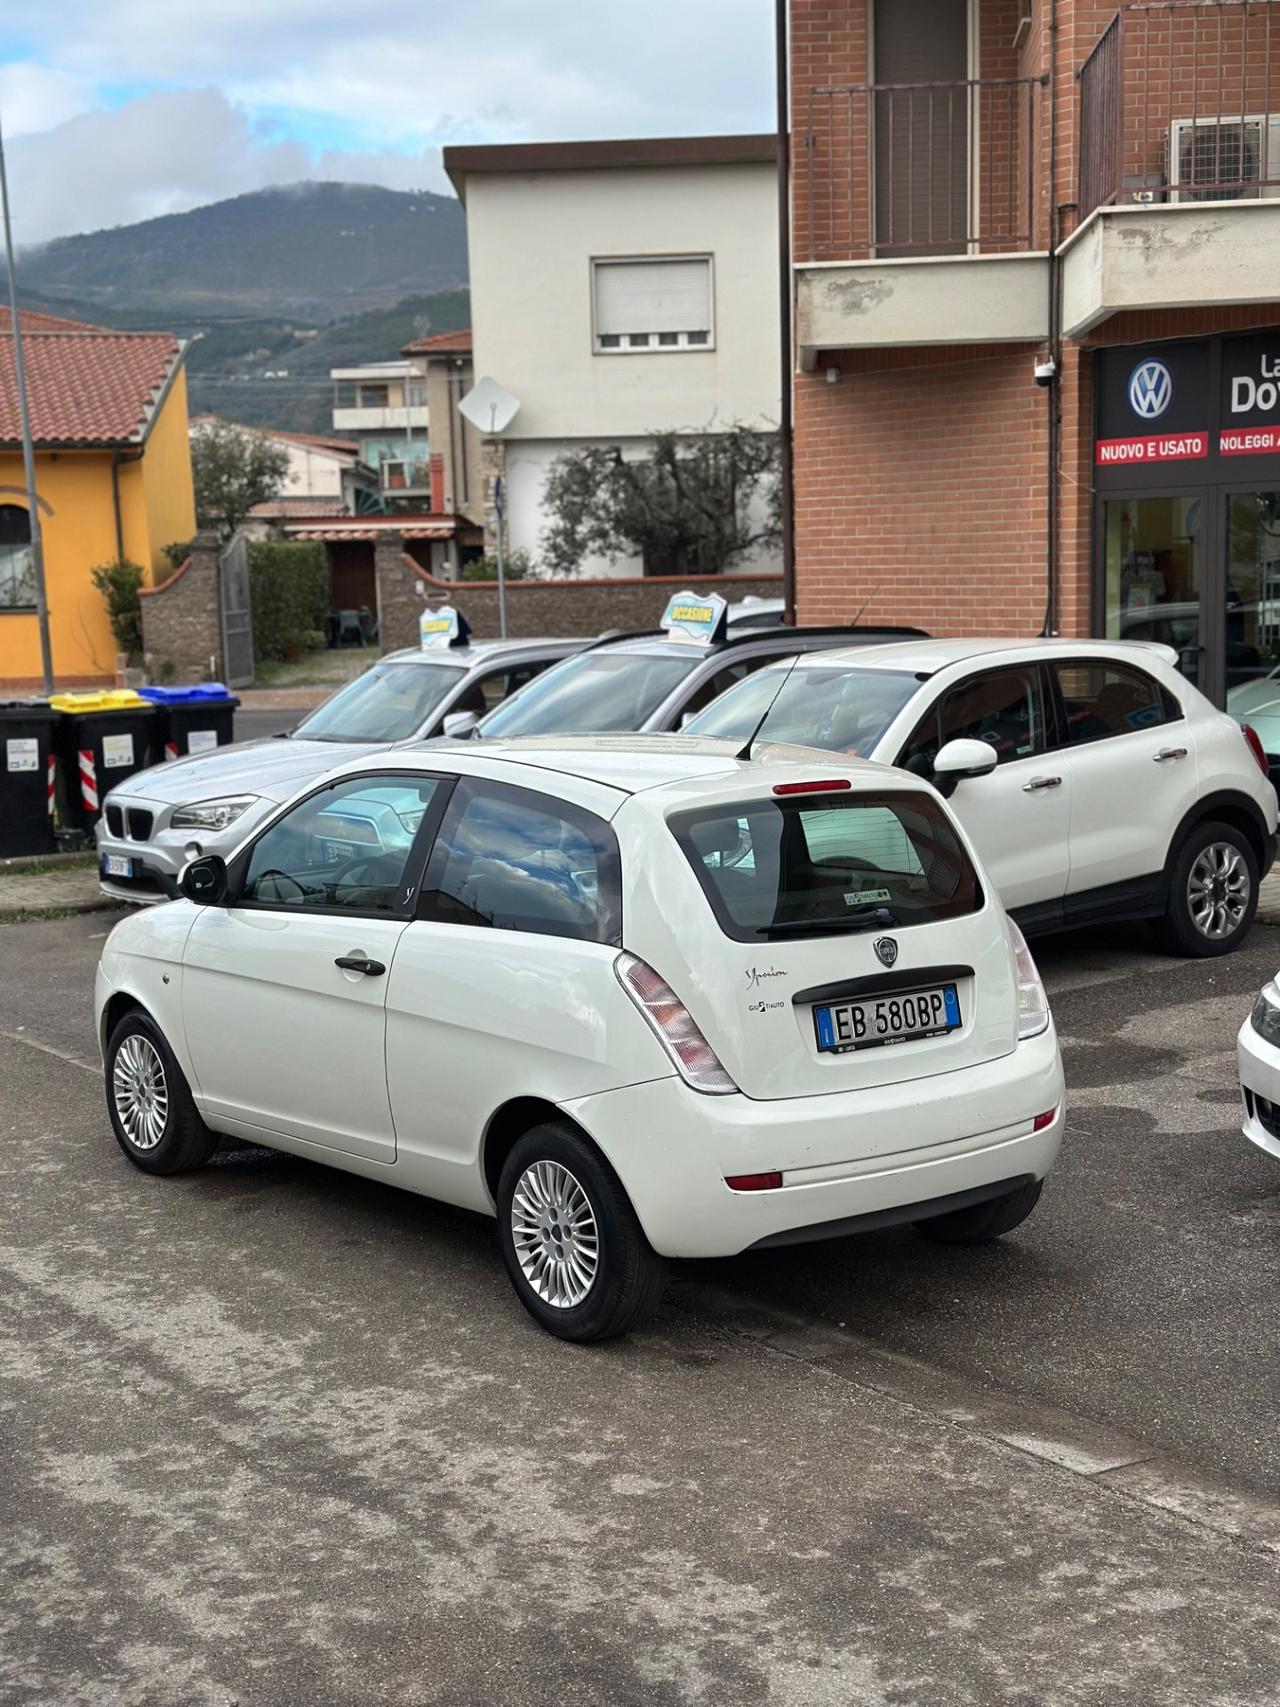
[
  {"x1": 679, "y1": 656, "x2": 776, "y2": 721},
  {"x1": 418, "y1": 779, "x2": 621, "y2": 944},
  {"x1": 1053, "y1": 662, "x2": 1174, "y2": 745},
  {"x1": 686, "y1": 665, "x2": 920, "y2": 756},
  {"x1": 240, "y1": 774, "x2": 441, "y2": 912},
  {"x1": 478, "y1": 651, "x2": 702, "y2": 737},
  {"x1": 671, "y1": 792, "x2": 981, "y2": 942},
  {"x1": 447, "y1": 660, "x2": 553, "y2": 721},
  {"x1": 292, "y1": 661, "x2": 465, "y2": 742},
  {"x1": 900, "y1": 667, "x2": 1043, "y2": 774}
]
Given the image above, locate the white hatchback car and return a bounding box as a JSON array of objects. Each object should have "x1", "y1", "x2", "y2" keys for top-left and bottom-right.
[
  {"x1": 1237, "y1": 981, "x2": 1280, "y2": 1162},
  {"x1": 95, "y1": 737, "x2": 1064, "y2": 1341},
  {"x1": 687, "y1": 638, "x2": 1279, "y2": 957}
]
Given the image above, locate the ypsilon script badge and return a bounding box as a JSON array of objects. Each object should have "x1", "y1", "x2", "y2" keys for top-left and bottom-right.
[{"x1": 874, "y1": 937, "x2": 898, "y2": 968}]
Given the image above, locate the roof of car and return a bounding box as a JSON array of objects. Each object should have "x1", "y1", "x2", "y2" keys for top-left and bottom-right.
[
  {"x1": 738, "y1": 636, "x2": 1181, "y2": 675},
  {"x1": 581, "y1": 624, "x2": 924, "y2": 660},
  {"x1": 383, "y1": 637, "x2": 585, "y2": 666}
]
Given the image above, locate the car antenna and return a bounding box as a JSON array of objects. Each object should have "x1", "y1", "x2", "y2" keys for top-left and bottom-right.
[
  {"x1": 735, "y1": 653, "x2": 804, "y2": 763},
  {"x1": 848, "y1": 582, "x2": 882, "y2": 627}
]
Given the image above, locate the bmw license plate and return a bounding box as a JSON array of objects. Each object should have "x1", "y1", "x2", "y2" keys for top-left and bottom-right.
[
  {"x1": 814, "y1": 984, "x2": 961, "y2": 1055},
  {"x1": 102, "y1": 854, "x2": 134, "y2": 879}
]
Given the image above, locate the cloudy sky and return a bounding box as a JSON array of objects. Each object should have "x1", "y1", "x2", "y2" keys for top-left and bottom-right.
[{"x1": 0, "y1": 1, "x2": 775, "y2": 246}]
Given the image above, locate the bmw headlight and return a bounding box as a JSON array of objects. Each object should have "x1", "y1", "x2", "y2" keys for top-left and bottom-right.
[
  {"x1": 170, "y1": 795, "x2": 259, "y2": 832},
  {"x1": 1250, "y1": 981, "x2": 1280, "y2": 1048}
]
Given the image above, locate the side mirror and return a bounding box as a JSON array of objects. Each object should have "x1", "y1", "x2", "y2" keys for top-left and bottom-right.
[
  {"x1": 931, "y1": 738, "x2": 999, "y2": 798},
  {"x1": 442, "y1": 710, "x2": 479, "y2": 739},
  {"x1": 179, "y1": 853, "x2": 229, "y2": 906}
]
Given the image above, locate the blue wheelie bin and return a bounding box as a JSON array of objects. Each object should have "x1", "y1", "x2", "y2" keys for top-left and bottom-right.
[{"x1": 140, "y1": 684, "x2": 241, "y2": 760}]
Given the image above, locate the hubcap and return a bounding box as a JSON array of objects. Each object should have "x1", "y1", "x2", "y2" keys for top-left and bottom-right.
[
  {"x1": 1187, "y1": 841, "x2": 1250, "y2": 941},
  {"x1": 112, "y1": 1034, "x2": 169, "y2": 1150},
  {"x1": 510, "y1": 1160, "x2": 599, "y2": 1309}
]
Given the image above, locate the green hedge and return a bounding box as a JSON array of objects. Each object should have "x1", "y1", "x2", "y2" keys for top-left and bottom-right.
[{"x1": 248, "y1": 540, "x2": 330, "y2": 661}]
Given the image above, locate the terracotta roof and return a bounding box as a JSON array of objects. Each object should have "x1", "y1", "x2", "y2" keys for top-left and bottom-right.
[
  {"x1": 270, "y1": 428, "x2": 362, "y2": 455},
  {"x1": 284, "y1": 512, "x2": 462, "y2": 541},
  {"x1": 402, "y1": 327, "x2": 472, "y2": 356},
  {"x1": 0, "y1": 305, "x2": 110, "y2": 333},
  {"x1": 0, "y1": 331, "x2": 185, "y2": 447},
  {"x1": 249, "y1": 496, "x2": 351, "y2": 518}
]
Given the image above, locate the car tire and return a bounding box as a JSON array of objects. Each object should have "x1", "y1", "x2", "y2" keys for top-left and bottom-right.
[
  {"x1": 913, "y1": 1178, "x2": 1043, "y2": 1246},
  {"x1": 497, "y1": 1121, "x2": 669, "y2": 1343},
  {"x1": 106, "y1": 1009, "x2": 218, "y2": 1176},
  {"x1": 1160, "y1": 819, "x2": 1259, "y2": 959}
]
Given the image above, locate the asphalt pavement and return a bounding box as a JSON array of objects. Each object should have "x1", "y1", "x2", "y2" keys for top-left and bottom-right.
[{"x1": 4, "y1": 911, "x2": 1280, "y2": 1704}]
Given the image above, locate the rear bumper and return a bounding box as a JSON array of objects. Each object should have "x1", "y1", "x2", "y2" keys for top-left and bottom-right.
[{"x1": 563, "y1": 1027, "x2": 1064, "y2": 1259}]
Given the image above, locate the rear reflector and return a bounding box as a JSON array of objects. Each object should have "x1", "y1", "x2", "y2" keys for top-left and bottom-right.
[
  {"x1": 1032, "y1": 1109, "x2": 1057, "y2": 1132},
  {"x1": 772, "y1": 778, "x2": 852, "y2": 796},
  {"x1": 1242, "y1": 722, "x2": 1270, "y2": 780},
  {"x1": 725, "y1": 1171, "x2": 783, "y2": 1192}
]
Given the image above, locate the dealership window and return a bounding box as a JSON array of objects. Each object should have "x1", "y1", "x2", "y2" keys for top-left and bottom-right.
[
  {"x1": 0, "y1": 504, "x2": 34, "y2": 609},
  {"x1": 592, "y1": 257, "x2": 713, "y2": 353}
]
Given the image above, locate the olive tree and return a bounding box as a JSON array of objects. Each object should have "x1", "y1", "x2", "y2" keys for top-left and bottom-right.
[{"x1": 191, "y1": 419, "x2": 291, "y2": 540}]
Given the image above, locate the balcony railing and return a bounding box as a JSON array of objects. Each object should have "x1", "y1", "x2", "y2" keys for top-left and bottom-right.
[
  {"x1": 800, "y1": 75, "x2": 1046, "y2": 262},
  {"x1": 380, "y1": 460, "x2": 431, "y2": 491},
  {"x1": 1078, "y1": 0, "x2": 1280, "y2": 224}
]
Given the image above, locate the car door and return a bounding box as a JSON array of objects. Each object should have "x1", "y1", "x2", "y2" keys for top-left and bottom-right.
[
  {"x1": 181, "y1": 770, "x2": 450, "y2": 1161},
  {"x1": 895, "y1": 663, "x2": 1072, "y2": 912},
  {"x1": 1048, "y1": 658, "x2": 1198, "y2": 899},
  {"x1": 384, "y1": 777, "x2": 628, "y2": 1207}
]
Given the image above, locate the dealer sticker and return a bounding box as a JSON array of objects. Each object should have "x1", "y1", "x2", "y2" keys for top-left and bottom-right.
[
  {"x1": 6, "y1": 737, "x2": 38, "y2": 773},
  {"x1": 187, "y1": 729, "x2": 219, "y2": 754},
  {"x1": 102, "y1": 733, "x2": 135, "y2": 769},
  {"x1": 844, "y1": 888, "x2": 892, "y2": 907}
]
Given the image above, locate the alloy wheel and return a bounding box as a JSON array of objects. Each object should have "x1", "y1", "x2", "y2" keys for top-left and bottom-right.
[
  {"x1": 112, "y1": 1034, "x2": 170, "y2": 1151},
  {"x1": 510, "y1": 1159, "x2": 600, "y2": 1308},
  {"x1": 1187, "y1": 841, "x2": 1250, "y2": 941}
]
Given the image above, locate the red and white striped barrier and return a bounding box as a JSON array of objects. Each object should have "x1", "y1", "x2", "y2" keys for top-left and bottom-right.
[
  {"x1": 78, "y1": 748, "x2": 99, "y2": 813},
  {"x1": 46, "y1": 755, "x2": 56, "y2": 817},
  {"x1": 165, "y1": 741, "x2": 178, "y2": 762}
]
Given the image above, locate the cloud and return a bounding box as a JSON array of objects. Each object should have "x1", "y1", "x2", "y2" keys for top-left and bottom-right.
[{"x1": 2, "y1": 0, "x2": 774, "y2": 243}]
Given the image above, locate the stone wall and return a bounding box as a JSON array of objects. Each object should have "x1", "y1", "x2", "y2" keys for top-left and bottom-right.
[
  {"x1": 139, "y1": 532, "x2": 225, "y2": 683},
  {"x1": 374, "y1": 531, "x2": 785, "y2": 651}
]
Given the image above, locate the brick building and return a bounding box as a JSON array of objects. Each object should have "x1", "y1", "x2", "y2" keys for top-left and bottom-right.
[{"x1": 789, "y1": 0, "x2": 1280, "y2": 709}]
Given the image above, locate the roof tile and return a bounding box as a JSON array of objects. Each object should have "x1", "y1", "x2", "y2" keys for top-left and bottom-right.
[{"x1": 0, "y1": 331, "x2": 184, "y2": 446}]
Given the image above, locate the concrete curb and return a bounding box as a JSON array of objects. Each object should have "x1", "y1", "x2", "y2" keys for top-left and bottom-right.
[{"x1": 0, "y1": 896, "x2": 123, "y2": 921}]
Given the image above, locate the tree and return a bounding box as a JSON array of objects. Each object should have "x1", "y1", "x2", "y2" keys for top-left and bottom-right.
[
  {"x1": 191, "y1": 419, "x2": 291, "y2": 539},
  {"x1": 540, "y1": 425, "x2": 782, "y2": 577}
]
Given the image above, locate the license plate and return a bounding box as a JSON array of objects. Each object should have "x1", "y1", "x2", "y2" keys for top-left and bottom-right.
[
  {"x1": 814, "y1": 984, "x2": 961, "y2": 1055},
  {"x1": 102, "y1": 854, "x2": 134, "y2": 879}
]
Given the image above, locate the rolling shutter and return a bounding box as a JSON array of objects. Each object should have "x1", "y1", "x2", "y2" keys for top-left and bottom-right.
[{"x1": 594, "y1": 258, "x2": 712, "y2": 339}]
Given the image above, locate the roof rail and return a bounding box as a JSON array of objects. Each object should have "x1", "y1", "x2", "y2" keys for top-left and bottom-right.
[{"x1": 579, "y1": 622, "x2": 929, "y2": 655}]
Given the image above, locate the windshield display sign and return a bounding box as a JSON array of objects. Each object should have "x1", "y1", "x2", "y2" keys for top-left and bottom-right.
[
  {"x1": 659, "y1": 591, "x2": 727, "y2": 645},
  {"x1": 420, "y1": 606, "x2": 461, "y2": 649}
]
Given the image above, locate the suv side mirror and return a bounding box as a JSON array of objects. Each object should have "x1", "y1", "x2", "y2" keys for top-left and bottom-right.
[
  {"x1": 932, "y1": 738, "x2": 999, "y2": 798},
  {"x1": 179, "y1": 853, "x2": 229, "y2": 906},
  {"x1": 442, "y1": 710, "x2": 479, "y2": 739}
]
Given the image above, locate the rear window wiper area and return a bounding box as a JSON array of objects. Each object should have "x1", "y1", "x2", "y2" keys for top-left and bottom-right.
[{"x1": 757, "y1": 904, "x2": 901, "y2": 936}]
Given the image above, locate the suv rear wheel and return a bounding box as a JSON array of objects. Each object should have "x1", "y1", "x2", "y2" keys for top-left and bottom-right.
[
  {"x1": 497, "y1": 1122, "x2": 668, "y2": 1342},
  {"x1": 1161, "y1": 819, "x2": 1258, "y2": 958}
]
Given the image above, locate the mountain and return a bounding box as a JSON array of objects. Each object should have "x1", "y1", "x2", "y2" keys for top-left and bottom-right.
[{"x1": 17, "y1": 182, "x2": 469, "y2": 323}]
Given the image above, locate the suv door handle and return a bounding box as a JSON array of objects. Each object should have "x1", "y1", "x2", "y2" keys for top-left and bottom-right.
[
  {"x1": 1153, "y1": 746, "x2": 1188, "y2": 762},
  {"x1": 335, "y1": 955, "x2": 386, "y2": 976},
  {"x1": 1022, "y1": 775, "x2": 1063, "y2": 792}
]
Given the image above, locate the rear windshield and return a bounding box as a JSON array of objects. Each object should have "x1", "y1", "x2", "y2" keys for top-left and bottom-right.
[
  {"x1": 669, "y1": 791, "x2": 982, "y2": 942},
  {"x1": 685, "y1": 665, "x2": 919, "y2": 757},
  {"x1": 479, "y1": 651, "x2": 702, "y2": 737}
]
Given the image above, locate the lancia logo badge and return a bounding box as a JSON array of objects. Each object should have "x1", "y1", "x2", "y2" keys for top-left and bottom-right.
[
  {"x1": 874, "y1": 937, "x2": 899, "y2": 968},
  {"x1": 1128, "y1": 358, "x2": 1173, "y2": 420}
]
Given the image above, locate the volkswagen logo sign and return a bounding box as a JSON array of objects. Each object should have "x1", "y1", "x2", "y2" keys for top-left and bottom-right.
[
  {"x1": 1128, "y1": 359, "x2": 1173, "y2": 420},
  {"x1": 874, "y1": 937, "x2": 899, "y2": 968}
]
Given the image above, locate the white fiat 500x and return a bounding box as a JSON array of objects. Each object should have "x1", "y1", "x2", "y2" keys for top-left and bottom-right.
[{"x1": 95, "y1": 737, "x2": 1064, "y2": 1342}]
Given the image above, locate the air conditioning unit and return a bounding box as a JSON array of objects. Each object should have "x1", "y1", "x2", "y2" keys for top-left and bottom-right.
[{"x1": 1168, "y1": 114, "x2": 1280, "y2": 203}]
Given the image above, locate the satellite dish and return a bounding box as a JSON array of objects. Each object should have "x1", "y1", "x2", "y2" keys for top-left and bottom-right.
[{"x1": 458, "y1": 377, "x2": 521, "y2": 436}]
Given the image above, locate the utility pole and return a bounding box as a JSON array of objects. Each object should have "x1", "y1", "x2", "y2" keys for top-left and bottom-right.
[{"x1": 0, "y1": 109, "x2": 54, "y2": 693}]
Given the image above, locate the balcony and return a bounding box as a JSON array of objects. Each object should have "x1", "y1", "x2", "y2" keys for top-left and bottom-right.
[
  {"x1": 333, "y1": 404, "x2": 429, "y2": 432},
  {"x1": 1062, "y1": 0, "x2": 1280, "y2": 336},
  {"x1": 380, "y1": 460, "x2": 431, "y2": 493},
  {"x1": 795, "y1": 74, "x2": 1050, "y2": 357}
]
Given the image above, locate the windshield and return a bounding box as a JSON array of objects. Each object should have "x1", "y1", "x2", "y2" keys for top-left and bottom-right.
[
  {"x1": 292, "y1": 661, "x2": 465, "y2": 742},
  {"x1": 670, "y1": 792, "x2": 981, "y2": 942},
  {"x1": 685, "y1": 665, "x2": 920, "y2": 757},
  {"x1": 479, "y1": 650, "x2": 703, "y2": 737}
]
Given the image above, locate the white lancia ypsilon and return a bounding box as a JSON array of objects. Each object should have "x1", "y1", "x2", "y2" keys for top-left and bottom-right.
[{"x1": 95, "y1": 737, "x2": 1064, "y2": 1341}]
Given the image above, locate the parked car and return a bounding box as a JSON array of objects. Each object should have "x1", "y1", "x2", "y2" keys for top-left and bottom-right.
[
  {"x1": 685, "y1": 637, "x2": 1278, "y2": 956},
  {"x1": 725, "y1": 596, "x2": 786, "y2": 629},
  {"x1": 1238, "y1": 976, "x2": 1280, "y2": 1163},
  {"x1": 94, "y1": 636, "x2": 586, "y2": 903},
  {"x1": 96, "y1": 735, "x2": 1064, "y2": 1342},
  {"x1": 460, "y1": 623, "x2": 927, "y2": 742}
]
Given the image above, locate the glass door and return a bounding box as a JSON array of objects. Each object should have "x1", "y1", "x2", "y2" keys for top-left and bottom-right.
[
  {"x1": 1102, "y1": 493, "x2": 1207, "y2": 690},
  {"x1": 1223, "y1": 487, "x2": 1280, "y2": 747}
]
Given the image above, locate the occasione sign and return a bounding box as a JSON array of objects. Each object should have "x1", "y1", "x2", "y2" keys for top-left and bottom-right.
[{"x1": 1094, "y1": 332, "x2": 1280, "y2": 480}]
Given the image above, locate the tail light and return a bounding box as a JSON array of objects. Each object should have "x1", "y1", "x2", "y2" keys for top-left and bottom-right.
[
  {"x1": 615, "y1": 953, "x2": 738, "y2": 1095},
  {"x1": 1008, "y1": 919, "x2": 1050, "y2": 1041},
  {"x1": 1242, "y1": 723, "x2": 1270, "y2": 781}
]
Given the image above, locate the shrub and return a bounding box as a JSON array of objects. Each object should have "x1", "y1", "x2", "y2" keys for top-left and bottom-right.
[
  {"x1": 160, "y1": 539, "x2": 192, "y2": 570},
  {"x1": 247, "y1": 540, "x2": 330, "y2": 662},
  {"x1": 89, "y1": 558, "x2": 146, "y2": 657},
  {"x1": 458, "y1": 548, "x2": 534, "y2": 582}
]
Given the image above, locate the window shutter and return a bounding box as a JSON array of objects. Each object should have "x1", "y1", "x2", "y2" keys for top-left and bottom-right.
[{"x1": 594, "y1": 259, "x2": 712, "y2": 337}]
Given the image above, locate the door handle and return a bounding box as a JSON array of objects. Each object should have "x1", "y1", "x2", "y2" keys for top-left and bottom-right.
[
  {"x1": 1022, "y1": 775, "x2": 1063, "y2": 792},
  {"x1": 335, "y1": 954, "x2": 386, "y2": 976},
  {"x1": 1153, "y1": 746, "x2": 1188, "y2": 762}
]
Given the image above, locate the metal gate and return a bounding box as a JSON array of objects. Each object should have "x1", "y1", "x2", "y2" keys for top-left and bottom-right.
[{"x1": 219, "y1": 533, "x2": 255, "y2": 688}]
